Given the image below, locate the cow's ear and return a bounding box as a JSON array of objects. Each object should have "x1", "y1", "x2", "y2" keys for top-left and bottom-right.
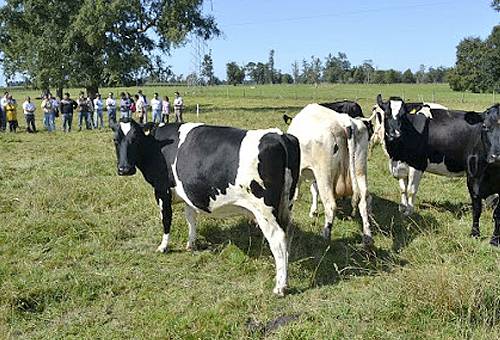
[
  {"x1": 376, "y1": 94, "x2": 384, "y2": 108},
  {"x1": 406, "y1": 103, "x2": 423, "y2": 114},
  {"x1": 464, "y1": 112, "x2": 484, "y2": 125},
  {"x1": 410, "y1": 114, "x2": 427, "y2": 134}
]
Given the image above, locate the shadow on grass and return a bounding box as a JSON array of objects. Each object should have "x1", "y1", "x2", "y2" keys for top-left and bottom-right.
[
  {"x1": 370, "y1": 194, "x2": 440, "y2": 252},
  {"x1": 195, "y1": 194, "x2": 439, "y2": 293},
  {"x1": 419, "y1": 200, "x2": 470, "y2": 218}
]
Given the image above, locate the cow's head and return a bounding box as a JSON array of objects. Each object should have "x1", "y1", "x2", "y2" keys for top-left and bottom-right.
[
  {"x1": 376, "y1": 94, "x2": 425, "y2": 141},
  {"x1": 481, "y1": 104, "x2": 500, "y2": 164},
  {"x1": 112, "y1": 118, "x2": 153, "y2": 176}
]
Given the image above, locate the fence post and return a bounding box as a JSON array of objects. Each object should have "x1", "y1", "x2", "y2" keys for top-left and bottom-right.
[
  {"x1": 226, "y1": 87, "x2": 229, "y2": 98},
  {"x1": 461, "y1": 92, "x2": 465, "y2": 103},
  {"x1": 196, "y1": 104, "x2": 199, "y2": 118}
]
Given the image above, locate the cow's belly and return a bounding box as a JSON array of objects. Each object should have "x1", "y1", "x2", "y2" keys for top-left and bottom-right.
[{"x1": 426, "y1": 161, "x2": 465, "y2": 177}]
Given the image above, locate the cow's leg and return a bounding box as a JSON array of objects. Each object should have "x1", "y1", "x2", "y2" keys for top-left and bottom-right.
[
  {"x1": 398, "y1": 177, "x2": 409, "y2": 214},
  {"x1": 490, "y1": 201, "x2": 500, "y2": 246},
  {"x1": 354, "y1": 173, "x2": 373, "y2": 246},
  {"x1": 309, "y1": 181, "x2": 319, "y2": 218},
  {"x1": 185, "y1": 205, "x2": 198, "y2": 251},
  {"x1": 155, "y1": 189, "x2": 173, "y2": 253},
  {"x1": 314, "y1": 170, "x2": 337, "y2": 240},
  {"x1": 405, "y1": 168, "x2": 423, "y2": 216},
  {"x1": 250, "y1": 206, "x2": 288, "y2": 296},
  {"x1": 468, "y1": 179, "x2": 482, "y2": 238}
]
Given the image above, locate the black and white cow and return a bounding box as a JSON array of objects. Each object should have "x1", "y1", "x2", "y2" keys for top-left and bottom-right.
[
  {"x1": 376, "y1": 96, "x2": 500, "y2": 245},
  {"x1": 113, "y1": 119, "x2": 300, "y2": 295},
  {"x1": 372, "y1": 99, "x2": 448, "y2": 214},
  {"x1": 285, "y1": 104, "x2": 373, "y2": 246}
]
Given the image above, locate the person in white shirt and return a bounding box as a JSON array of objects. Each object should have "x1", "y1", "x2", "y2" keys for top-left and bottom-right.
[
  {"x1": 93, "y1": 93, "x2": 104, "y2": 129},
  {"x1": 138, "y1": 89, "x2": 148, "y2": 122},
  {"x1": 106, "y1": 92, "x2": 117, "y2": 126},
  {"x1": 173, "y1": 91, "x2": 184, "y2": 123},
  {"x1": 150, "y1": 92, "x2": 162, "y2": 124},
  {"x1": 1, "y1": 91, "x2": 9, "y2": 131},
  {"x1": 135, "y1": 92, "x2": 147, "y2": 123},
  {"x1": 22, "y1": 96, "x2": 36, "y2": 133}
]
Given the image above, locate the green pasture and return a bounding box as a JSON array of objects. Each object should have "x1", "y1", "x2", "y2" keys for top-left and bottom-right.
[{"x1": 0, "y1": 83, "x2": 499, "y2": 338}]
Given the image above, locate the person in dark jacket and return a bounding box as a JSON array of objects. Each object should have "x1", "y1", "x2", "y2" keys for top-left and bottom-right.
[{"x1": 60, "y1": 93, "x2": 78, "y2": 132}]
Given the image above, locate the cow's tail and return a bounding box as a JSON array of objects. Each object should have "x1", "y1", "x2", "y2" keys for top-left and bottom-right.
[
  {"x1": 277, "y1": 133, "x2": 300, "y2": 231},
  {"x1": 346, "y1": 123, "x2": 361, "y2": 208}
]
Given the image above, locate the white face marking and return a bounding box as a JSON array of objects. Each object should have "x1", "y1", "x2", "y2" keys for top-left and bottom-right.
[
  {"x1": 389, "y1": 100, "x2": 403, "y2": 119},
  {"x1": 120, "y1": 122, "x2": 131, "y2": 135}
]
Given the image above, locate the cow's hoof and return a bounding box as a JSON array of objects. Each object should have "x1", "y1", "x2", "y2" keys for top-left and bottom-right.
[
  {"x1": 308, "y1": 210, "x2": 317, "y2": 218},
  {"x1": 321, "y1": 227, "x2": 331, "y2": 240},
  {"x1": 490, "y1": 236, "x2": 500, "y2": 247},
  {"x1": 185, "y1": 243, "x2": 195, "y2": 251},
  {"x1": 156, "y1": 245, "x2": 168, "y2": 253},
  {"x1": 470, "y1": 230, "x2": 480, "y2": 238},
  {"x1": 398, "y1": 204, "x2": 407, "y2": 213},
  {"x1": 273, "y1": 286, "x2": 287, "y2": 297},
  {"x1": 362, "y1": 235, "x2": 374, "y2": 248}
]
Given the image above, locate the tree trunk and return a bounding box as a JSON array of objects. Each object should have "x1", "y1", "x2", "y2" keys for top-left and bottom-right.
[
  {"x1": 86, "y1": 84, "x2": 98, "y2": 100},
  {"x1": 56, "y1": 86, "x2": 63, "y2": 99}
]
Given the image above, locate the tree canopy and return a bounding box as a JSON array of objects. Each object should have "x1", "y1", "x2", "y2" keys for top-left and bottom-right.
[{"x1": 0, "y1": 0, "x2": 220, "y2": 96}]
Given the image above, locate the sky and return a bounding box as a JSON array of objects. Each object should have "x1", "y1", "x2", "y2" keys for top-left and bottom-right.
[
  {"x1": 166, "y1": 0, "x2": 499, "y2": 80},
  {"x1": 0, "y1": 0, "x2": 498, "y2": 84}
]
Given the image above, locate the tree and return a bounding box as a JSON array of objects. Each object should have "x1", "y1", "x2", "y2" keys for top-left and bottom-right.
[
  {"x1": 361, "y1": 60, "x2": 374, "y2": 84},
  {"x1": 281, "y1": 73, "x2": 293, "y2": 84},
  {"x1": 226, "y1": 62, "x2": 245, "y2": 85},
  {"x1": 449, "y1": 37, "x2": 488, "y2": 92},
  {"x1": 323, "y1": 52, "x2": 351, "y2": 83},
  {"x1": 266, "y1": 49, "x2": 275, "y2": 84},
  {"x1": 291, "y1": 61, "x2": 300, "y2": 84},
  {"x1": 246, "y1": 61, "x2": 267, "y2": 84},
  {"x1": 0, "y1": 0, "x2": 220, "y2": 97},
  {"x1": 201, "y1": 50, "x2": 215, "y2": 85},
  {"x1": 401, "y1": 69, "x2": 416, "y2": 83},
  {"x1": 493, "y1": 0, "x2": 500, "y2": 11}
]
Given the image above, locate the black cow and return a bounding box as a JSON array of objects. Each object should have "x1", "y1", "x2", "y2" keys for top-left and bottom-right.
[
  {"x1": 319, "y1": 100, "x2": 363, "y2": 118},
  {"x1": 377, "y1": 95, "x2": 500, "y2": 245},
  {"x1": 112, "y1": 119, "x2": 300, "y2": 295}
]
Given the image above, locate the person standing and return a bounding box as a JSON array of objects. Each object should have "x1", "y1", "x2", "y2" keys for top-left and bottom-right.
[
  {"x1": 150, "y1": 92, "x2": 162, "y2": 123},
  {"x1": 5, "y1": 95, "x2": 18, "y2": 133},
  {"x1": 173, "y1": 91, "x2": 184, "y2": 123},
  {"x1": 41, "y1": 94, "x2": 55, "y2": 132},
  {"x1": 161, "y1": 96, "x2": 170, "y2": 123},
  {"x1": 52, "y1": 95, "x2": 60, "y2": 130},
  {"x1": 119, "y1": 92, "x2": 131, "y2": 119},
  {"x1": 22, "y1": 96, "x2": 36, "y2": 133},
  {"x1": 77, "y1": 92, "x2": 92, "y2": 131},
  {"x1": 106, "y1": 92, "x2": 117, "y2": 126},
  {"x1": 134, "y1": 94, "x2": 146, "y2": 124},
  {"x1": 0, "y1": 91, "x2": 9, "y2": 131},
  {"x1": 93, "y1": 93, "x2": 104, "y2": 129},
  {"x1": 138, "y1": 89, "x2": 148, "y2": 120},
  {"x1": 59, "y1": 93, "x2": 77, "y2": 132}
]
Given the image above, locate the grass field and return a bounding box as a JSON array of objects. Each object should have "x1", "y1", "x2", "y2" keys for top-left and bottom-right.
[{"x1": 1, "y1": 83, "x2": 499, "y2": 338}]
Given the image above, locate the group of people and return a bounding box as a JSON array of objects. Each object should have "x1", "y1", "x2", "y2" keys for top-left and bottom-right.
[{"x1": 0, "y1": 90, "x2": 185, "y2": 133}]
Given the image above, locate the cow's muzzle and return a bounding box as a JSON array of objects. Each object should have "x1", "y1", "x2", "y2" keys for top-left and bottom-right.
[{"x1": 118, "y1": 166, "x2": 137, "y2": 176}]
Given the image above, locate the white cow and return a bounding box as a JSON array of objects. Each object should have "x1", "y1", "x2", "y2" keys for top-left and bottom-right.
[{"x1": 287, "y1": 103, "x2": 373, "y2": 246}]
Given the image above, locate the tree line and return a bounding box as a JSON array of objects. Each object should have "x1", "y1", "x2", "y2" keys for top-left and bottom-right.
[
  {"x1": 225, "y1": 49, "x2": 451, "y2": 86},
  {"x1": 0, "y1": 0, "x2": 220, "y2": 97}
]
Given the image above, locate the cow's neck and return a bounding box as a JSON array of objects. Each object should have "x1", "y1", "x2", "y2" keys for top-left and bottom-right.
[{"x1": 136, "y1": 136, "x2": 169, "y2": 190}]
